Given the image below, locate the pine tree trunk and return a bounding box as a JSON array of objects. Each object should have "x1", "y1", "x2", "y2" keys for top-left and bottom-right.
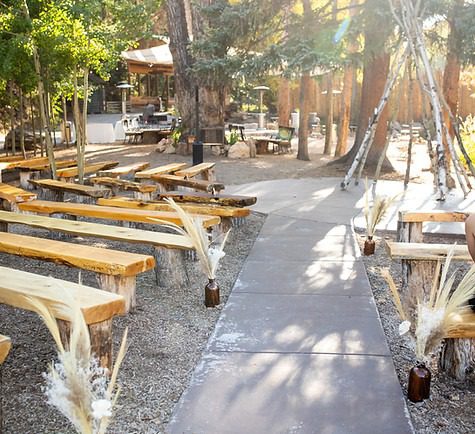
[
  {"x1": 335, "y1": 64, "x2": 354, "y2": 157},
  {"x1": 166, "y1": 0, "x2": 198, "y2": 134},
  {"x1": 297, "y1": 74, "x2": 311, "y2": 161},
  {"x1": 442, "y1": 0, "x2": 462, "y2": 164},
  {"x1": 324, "y1": 73, "x2": 334, "y2": 155},
  {"x1": 278, "y1": 78, "x2": 291, "y2": 127}
]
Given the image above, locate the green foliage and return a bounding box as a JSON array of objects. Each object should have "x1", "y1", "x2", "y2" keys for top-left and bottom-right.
[
  {"x1": 190, "y1": 0, "x2": 345, "y2": 86},
  {"x1": 460, "y1": 114, "x2": 475, "y2": 166}
]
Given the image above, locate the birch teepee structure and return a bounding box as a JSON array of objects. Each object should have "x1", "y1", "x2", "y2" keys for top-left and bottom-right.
[{"x1": 341, "y1": 0, "x2": 473, "y2": 201}]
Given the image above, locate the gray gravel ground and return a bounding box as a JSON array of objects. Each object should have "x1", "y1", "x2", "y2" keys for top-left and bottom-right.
[
  {"x1": 357, "y1": 231, "x2": 475, "y2": 434},
  {"x1": 0, "y1": 213, "x2": 265, "y2": 433}
]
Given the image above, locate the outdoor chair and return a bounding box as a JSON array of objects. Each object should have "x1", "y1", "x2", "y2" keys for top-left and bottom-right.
[
  {"x1": 228, "y1": 124, "x2": 246, "y2": 142},
  {"x1": 255, "y1": 125, "x2": 295, "y2": 154}
]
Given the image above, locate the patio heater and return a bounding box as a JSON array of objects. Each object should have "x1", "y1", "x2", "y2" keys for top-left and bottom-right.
[
  {"x1": 253, "y1": 85, "x2": 270, "y2": 129},
  {"x1": 116, "y1": 82, "x2": 134, "y2": 115}
]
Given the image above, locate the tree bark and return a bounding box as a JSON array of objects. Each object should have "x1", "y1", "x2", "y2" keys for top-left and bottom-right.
[
  {"x1": 166, "y1": 0, "x2": 197, "y2": 133},
  {"x1": 334, "y1": 0, "x2": 393, "y2": 171},
  {"x1": 442, "y1": 0, "x2": 462, "y2": 163},
  {"x1": 324, "y1": 73, "x2": 334, "y2": 155},
  {"x1": 335, "y1": 63, "x2": 354, "y2": 157},
  {"x1": 335, "y1": 0, "x2": 358, "y2": 157},
  {"x1": 19, "y1": 88, "x2": 26, "y2": 158},
  {"x1": 297, "y1": 74, "x2": 311, "y2": 161},
  {"x1": 278, "y1": 78, "x2": 291, "y2": 126},
  {"x1": 8, "y1": 82, "x2": 16, "y2": 156}
]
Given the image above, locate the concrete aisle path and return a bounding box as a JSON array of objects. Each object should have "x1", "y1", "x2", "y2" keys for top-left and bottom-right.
[{"x1": 167, "y1": 178, "x2": 470, "y2": 434}]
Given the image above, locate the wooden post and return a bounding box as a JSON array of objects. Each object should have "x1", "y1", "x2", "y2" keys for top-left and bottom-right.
[
  {"x1": 153, "y1": 247, "x2": 189, "y2": 288},
  {"x1": 96, "y1": 274, "x2": 136, "y2": 312}
]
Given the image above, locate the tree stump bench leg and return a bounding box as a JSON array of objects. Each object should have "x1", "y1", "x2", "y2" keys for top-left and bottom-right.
[
  {"x1": 89, "y1": 320, "x2": 113, "y2": 371},
  {"x1": 20, "y1": 171, "x2": 40, "y2": 190},
  {"x1": 96, "y1": 274, "x2": 136, "y2": 313},
  {"x1": 134, "y1": 192, "x2": 153, "y2": 201},
  {"x1": 58, "y1": 319, "x2": 113, "y2": 370},
  {"x1": 153, "y1": 247, "x2": 189, "y2": 288},
  {"x1": 39, "y1": 188, "x2": 64, "y2": 202},
  {"x1": 439, "y1": 338, "x2": 475, "y2": 380}
]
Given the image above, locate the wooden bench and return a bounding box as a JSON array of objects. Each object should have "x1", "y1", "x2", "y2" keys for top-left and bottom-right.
[
  {"x1": 18, "y1": 159, "x2": 77, "y2": 190},
  {"x1": 90, "y1": 176, "x2": 158, "y2": 200},
  {"x1": 56, "y1": 161, "x2": 119, "y2": 182},
  {"x1": 158, "y1": 190, "x2": 257, "y2": 207},
  {"x1": 97, "y1": 196, "x2": 250, "y2": 230},
  {"x1": 0, "y1": 232, "x2": 155, "y2": 311},
  {"x1": 394, "y1": 210, "x2": 475, "y2": 379},
  {"x1": 0, "y1": 182, "x2": 37, "y2": 212},
  {"x1": 0, "y1": 210, "x2": 193, "y2": 287},
  {"x1": 0, "y1": 335, "x2": 11, "y2": 365},
  {"x1": 0, "y1": 156, "x2": 49, "y2": 181},
  {"x1": 97, "y1": 162, "x2": 150, "y2": 178},
  {"x1": 175, "y1": 162, "x2": 216, "y2": 181},
  {"x1": 18, "y1": 200, "x2": 220, "y2": 229},
  {"x1": 151, "y1": 174, "x2": 225, "y2": 194},
  {"x1": 0, "y1": 266, "x2": 125, "y2": 368},
  {"x1": 254, "y1": 126, "x2": 295, "y2": 154},
  {"x1": 135, "y1": 163, "x2": 188, "y2": 181},
  {"x1": 29, "y1": 179, "x2": 112, "y2": 203}
]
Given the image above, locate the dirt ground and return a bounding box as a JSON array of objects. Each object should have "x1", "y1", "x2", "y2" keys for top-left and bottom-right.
[{"x1": 23, "y1": 132, "x2": 432, "y2": 186}]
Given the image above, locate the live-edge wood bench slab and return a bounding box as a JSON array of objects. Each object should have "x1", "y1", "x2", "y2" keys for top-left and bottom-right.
[
  {"x1": 0, "y1": 335, "x2": 11, "y2": 365},
  {"x1": 19, "y1": 159, "x2": 77, "y2": 189},
  {"x1": 158, "y1": 190, "x2": 257, "y2": 207},
  {"x1": 0, "y1": 210, "x2": 193, "y2": 288},
  {"x1": 97, "y1": 197, "x2": 251, "y2": 218},
  {"x1": 151, "y1": 174, "x2": 225, "y2": 193},
  {"x1": 386, "y1": 241, "x2": 472, "y2": 262},
  {"x1": 56, "y1": 161, "x2": 119, "y2": 181},
  {"x1": 90, "y1": 176, "x2": 157, "y2": 200},
  {"x1": 135, "y1": 163, "x2": 188, "y2": 180},
  {"x1": 29, "y1": 179, "x2": 112, "y2": 202},
  {"x1": 18, "y1": 200, "x2": 220, "y2": 229},
  {"x1": 0, "y1": 266, "x2": 125, "y2": 368},
  {"x1": 97, "y1": 162, "x2": 150, "y2": 178},
  {"x1": 0, "y1": 183, "x2": 37, "y2": 204},
  {"x1": 174, "y1": 162, "x2": 216, "y2": 181},
  {"x1": 0, "y1": 232, "x2": 155, "y2": 311}
]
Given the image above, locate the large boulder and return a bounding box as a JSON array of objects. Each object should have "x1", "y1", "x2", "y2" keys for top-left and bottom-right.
[{"x1": 228, "y1": 141, "x2": 249, "y2": 159}]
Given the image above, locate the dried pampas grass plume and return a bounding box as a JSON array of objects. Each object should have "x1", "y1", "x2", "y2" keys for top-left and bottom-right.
[
  {"x1": 364, "y1": 178, "x2": 400, "y2": 238},
  {"x1": 22, "y1": 278, "x2": 127, "y2": 434},
  {"x1": 150, "y1": 198, "x2": 230, "y2": 280}
]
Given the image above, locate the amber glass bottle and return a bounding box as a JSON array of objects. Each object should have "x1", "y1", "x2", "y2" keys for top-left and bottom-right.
[{"x1": 407, "y1": 364, "x2": 431, "y2": 402}]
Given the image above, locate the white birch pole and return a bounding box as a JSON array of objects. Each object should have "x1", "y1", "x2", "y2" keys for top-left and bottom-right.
[{"x1": 340, "y1": 43, "x2": 409, "y2": 189}]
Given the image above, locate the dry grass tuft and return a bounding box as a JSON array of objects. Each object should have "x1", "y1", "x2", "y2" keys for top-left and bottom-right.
[{"x1": 22, "y1": 278, "x2": 127, "y2": 434}]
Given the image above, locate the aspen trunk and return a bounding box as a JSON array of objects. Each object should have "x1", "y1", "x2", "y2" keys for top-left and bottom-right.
[
  {"x1": 29, "y1": 36, "x2": 56, "y2": 176},
  {"x1": 9, "y1": 82, "x2": 16, "y2": 156},
  {"x1": 62, "y1": 96, "x2": 70, "y2": 147},
  {"x1": 30, "y1": 94, "x2": 37, "y2": 156},
  {"x1": 19, "y1": 88, "x2": 26, "y2": 159}
]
